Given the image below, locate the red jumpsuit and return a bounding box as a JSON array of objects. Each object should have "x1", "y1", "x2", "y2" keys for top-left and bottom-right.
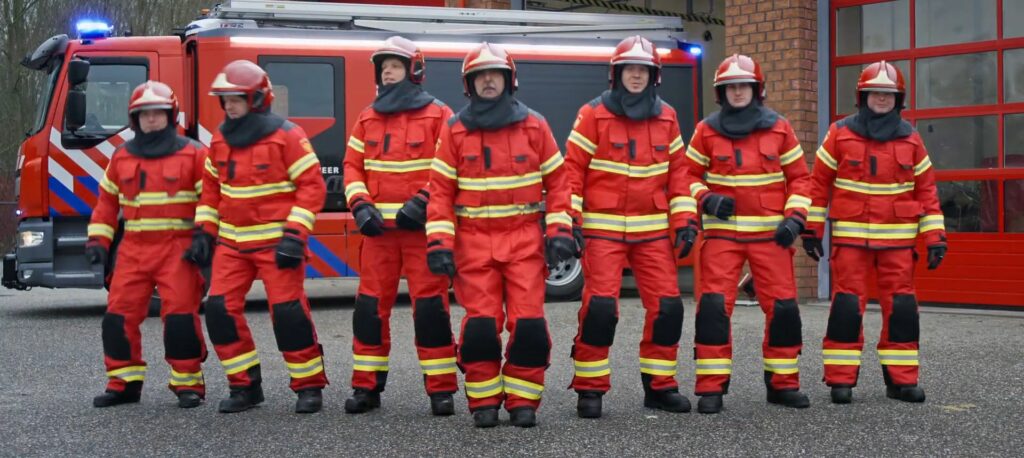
[
  {"x1": 564, "y1": 97, "x2": 689, "y2": 394},
  {"x1": 343, "y1": 99, "x2": 458, "y2": 396},
  {"x1": 87, "y1": 138, "x2": 209, "y2": 396},
  {"x1": 680, "y1": 117, "x2": 811, "y2": 396},
  {"x1": 426, "y1": 111, "x2": 572, "y2": 413},
  {"x1": 807, "y1": 121, "x2": 945, "y2": 388},
  {"x1": 197, "y1": 121, "x2": 328, "y2": 392}
]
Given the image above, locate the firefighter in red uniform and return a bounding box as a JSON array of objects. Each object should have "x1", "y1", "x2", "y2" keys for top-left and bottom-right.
[
  {"x1": 185, "y1": 60, "x2": 329, "y2": 414},
  {"x1": 87, "y1": 81, "x2": 208, "y2": 409},
  {"x1": 426, "y1": 42, "x2": 575, "y2": 428},
  {"x1": 680, "y1": 54, "x2": 812, "y2": 414},
  {"x1": 564, "y1": 35, "x2": 691, "y2": 418},
  {"x1": 803, "y1": 61, "x2": 946, "y2": 404},
  {"x1": 341, "y1": 36, "x2": 458, "y2": 416}
]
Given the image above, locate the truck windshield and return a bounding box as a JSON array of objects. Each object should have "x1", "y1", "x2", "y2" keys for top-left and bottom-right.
[
  {"x1": 29, "y1": 63, "x2": 62, "y2": 135},
  {"x1": 74, "y1": 64, "x2": 147, "y2": 135}
]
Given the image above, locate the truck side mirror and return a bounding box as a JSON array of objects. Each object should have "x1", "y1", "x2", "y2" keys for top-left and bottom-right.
[
  {"x1": 65, "y1": 89, "x2": 86, "y2": 132},
  {"x1": 67, "y1": 58, "x2": 89, "y2": 86}
]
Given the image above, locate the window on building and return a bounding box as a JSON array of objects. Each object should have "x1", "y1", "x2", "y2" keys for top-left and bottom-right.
[
  {"x1": 1005, "y1": 0, "x2": 1024, "y2": 38},
  {"x1": 1006, "y1": 180, "x2": 1024, "y2": 231},
  {"x1": 836, "y1": 0, "x2": 909, "y2": 56},
  {"x1": 1003, "y1": 114, "x2": 1024, "y2": 168},
  {"x1": 1003, "y1": 48, "x2": 1024, "y2": 103},
  {"x1": 915, "y1": 0, "x2": 997, "y2": 48},
  {"x1": 937, "y1": 180, "x2": 999, "y2": 232},
  {"x1": 915, "y1": 52, "x2": 997, "y2": 108},
  {"x1": 918, "y1": 116, "x2": 998, "y2": 169}
]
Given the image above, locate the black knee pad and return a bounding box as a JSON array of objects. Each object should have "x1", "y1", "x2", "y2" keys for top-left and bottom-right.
[
  {"x1": 695, "y1": 293, "x2": 729, "y2": 345},
  {"x1": 508, "y1": 318, "x2": 550, "y2": 368},
  {"x1": 413, "y1": 295, "x2": 453, "y2": 348},
  {"x1": 164, "y1": 314, "x2": 203, "y2": 360},
  {"x1": 352, "y1": 294, "x2": 382, "y2": 345},
  {"x1": 580, "y1": 296, "x2": 618, "y2": 347},
  {"x1": 459, "y1": 317, "x2": 501, "y2": 363},
  {"x1": 826, "y1": 293, "x2": 862, "y2": 343},
  {"x1": 102, "y1": 313, "x2": 131, "y2": 361},
  {"x1": 768, "y1": 299, "x2": 803, "y2": 347},
  {"x1": 652, "y1": 296, "x2": 685, "y2": 346},
  {"x1": 888, "y1": 294, "x2": 920, "y2": 343},
  {"x1": 271, "y1": 300, "x2": 316, "y2": 352},
  {"x1": 204, "y1": 296, "x2": 240, "y2": 345}
]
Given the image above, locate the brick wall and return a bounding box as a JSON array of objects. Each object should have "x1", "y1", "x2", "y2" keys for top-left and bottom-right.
[{"x1": 725, "y1": 0, "x2": 820, "y2": 299}]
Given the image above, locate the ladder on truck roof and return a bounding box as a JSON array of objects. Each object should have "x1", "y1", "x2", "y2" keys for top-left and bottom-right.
[{"x1": 193, "y1": 0, "x2": 686, "y2": 40}]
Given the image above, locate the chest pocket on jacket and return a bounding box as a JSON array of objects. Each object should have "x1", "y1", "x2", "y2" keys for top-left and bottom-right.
[
  {"x1": 758, "y1": 134, "x2": 783, "y2": 173},
  {"x1": 708, "y1": 138, "x2": 736, "y2": 174},
  {"x1": 404, "y1": 125, "x2": 428, "y2": 159},
  {"x1": 836, "y1": 138, "x2": 866, "y2": 180},
  {"x1": 649, "y1": 125, "x2": 671, "y2": 165},
  {"x1": 892, "y1": 143, "x2": 917, "y2": 182},
  {"x1": 116, "y1": 160, "x2": 141, "y2": 199},
  {"x1": 600, "y1": 121, "x2": 631, "y2": 163},
  {"x1": 454, "y1": 134, "x2": 482, "y2": 207},
  {"x1": 250, "y1": 144, "x2": 278, "y2": 184}
]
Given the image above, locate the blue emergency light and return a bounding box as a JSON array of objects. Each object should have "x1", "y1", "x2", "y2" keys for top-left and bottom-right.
[
  {"x1": 687, "y1": 46, "x2": 703, "y2": 56},
  {"x1": 76, "y1": 20, "x2": 112, "y2": 39}
]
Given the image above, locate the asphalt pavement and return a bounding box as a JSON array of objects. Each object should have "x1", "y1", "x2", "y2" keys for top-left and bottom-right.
[{"x1": 1, "y1": 279, "x2": 1021, "y2": 457}]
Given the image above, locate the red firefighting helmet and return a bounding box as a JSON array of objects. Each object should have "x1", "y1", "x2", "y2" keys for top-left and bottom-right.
[
  {"x1": 371, "y1": 36, "x2": 425, "y2": 85},
  {"x1": 209, "y1": 60, "x2": 274, "y2": 112},
  {"x1": 713, "y1": 54, "x2": 765, "y2": 102},
  {"x1": 461, "y1": 42, "x2": 517, "y2": 97},
  {"x1": 128, "y1": 81, "x2": 178, "y2": 129},
  {"x1": 856, "y1": 60, "x2": 905, "y2": 106},
  {"x1": 608, "y1": 35, "x2": 662, "y2": 88}
]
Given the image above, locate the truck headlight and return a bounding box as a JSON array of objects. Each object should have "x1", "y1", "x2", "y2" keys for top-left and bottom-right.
[{"x1": 18, "y1": 231, "x2": 44, "y2": 248}]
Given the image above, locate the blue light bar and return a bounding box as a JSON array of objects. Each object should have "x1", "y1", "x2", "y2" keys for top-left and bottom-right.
[
  {"x1": 687, "y1": 46, "x2": 703, "y2": 56},
  {"x1": 76, "y1": 20, "x2": 112, "y2": 39}
]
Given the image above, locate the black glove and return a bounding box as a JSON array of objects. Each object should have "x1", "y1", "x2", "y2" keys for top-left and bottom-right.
[
  {"x1": 396, "y1": 191, "x2": 428, "y2": 230},
  {"x1": 85, "y1": 243, "x2": 108, "y2": 266},
  {"x1": 275, "y1": 234, "x2": 305, "y2": 269},
  {"x1": 802, "y1": 236, "x2": 824, "y2": 262},
  {"x1": 572, "y1": 225, "x2": 585, "y2": 257},
  {"x1": 927, "y1": 245, "x2": 947, "y2": 270},
  {"x1": 183, "y1": 230, "x2": 215, "y2": 267},
  {"x1": 702, "y1": 193, "x2": 735, "y2": 220},
  {"x1": 774, "y1": 216, "x2": 805, "y2": 248},
  {"x1": 546, "y1": 236, "x2": 576, "y2": 270},
  {"x1": 353, "y1": 203, "x2": 385, "y2": 237},
  {"x1": 674, "y1": 225, "x2": 698, "y2": 259},
  {"x1": 427, "y1": 249, "x2": 456, "y2": 279}
]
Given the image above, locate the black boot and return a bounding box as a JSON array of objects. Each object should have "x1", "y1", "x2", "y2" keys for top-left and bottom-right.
[
  {"x1": 509, "y1": 407, "x2": 537, "y2": 428},
  {"x1": 218, "y1": 384, "x2": 265, "y2": 413},
  {"x1": 93, "y1": 382, "x2": 142, "y2": 408},
  {"x1": 472, "y1": 406, "x2": 499, "y2": 428},
  {"x1": 767, "y1": 389, "x2": 810, "y2": 408},
  {"x1": 697, "y1": 394, "x2": 723, "y2": 414},
  {"x1": 429, "y1": 393, "x2": 455, "y2": 416},
  {"x1": 830, "y1": 386, "x2": 853, "y2": 404},
  {"x1": 577, "y1": 391, "x2": 603, "y2": 419},
  {"x1": 344, "y1": 389, "x2": 381, "y2": 414},
  {"x1": 644, "y1": 388, "x2": 691, "y2": 413},
  {"x1": 295, "y1": 388, "x2": 323, "y2": 414},
  {"x1": 886, "y1": 385, "x2": 925, "y2": 403},
  {"x1": 176, "y1": 391, "x2": 203, "y2": 409}
]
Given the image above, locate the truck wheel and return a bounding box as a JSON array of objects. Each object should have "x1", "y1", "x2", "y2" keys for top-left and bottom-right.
[{"x1": 545, "y1": 256, "x2": 584, "y2": 302}]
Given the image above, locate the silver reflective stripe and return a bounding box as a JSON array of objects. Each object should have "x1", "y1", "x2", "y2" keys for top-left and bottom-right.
[
  {"x1": 640, "y1": 361, "x2": 676, "y2": 371},
  {"x1": 879, "y1": 354, "x2": 917, "y2": 361},
  {"x1": 466, "y1": 379, "x2": 502, "y2": 395},
  {"x1": 574, "y1": 364, "x2": 610, "y2": 374},
  {"x1": 504, "y1": 379, "x2": 543, "y2": 396},
  {"x1": 696, "y1": 363, "x2": 731, "y2": 370},
  {"x1": 421, "y1": 361, "x2": 457, "y2": 371},
  {"x1": 223, "y1": 353, "x2": 258, "y2": 373},
  {"x1": 112, "y1": 370, "x2": 146, "y2": 380},
  {"x1": 824, "y1": 354, "x2": 860, "y2": 361}
]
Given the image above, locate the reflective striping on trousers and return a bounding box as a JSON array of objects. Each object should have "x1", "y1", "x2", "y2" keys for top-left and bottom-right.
[
  {"x1": 287, "y1": 356, "x2": 325, "y2": 379},
  {"x1": 107, "y1": 365, "x2": 147, "y2": 382},
  {"x1": 503, "y1": 376, "x2": 544, "y2": 400},
  {"x1": 465, "y1": 376, "x2": 503, "y2": 399},
  {"x1": 822, "y1": 349, "x2": 861, "y2": 366},
  {"x1": 878, "y1": 349, "x2": 919, "y2": 366},
  {"x1": 420, "y1": 357, "x2": 458, "y2": 376},
  {"x1": 763, "y1": 358, "x2": 800, "y2": 374},
  {"x1": 353, "y1": 354, "x2": 389, "y2": 372},
  {"x1": 695, "y1": 358, "x2": 732, "y2": 375},
  {"x1": 169, "y1": 370, "x2": 204, "y2": 387},
  {"x1": 221, "y1": 350, "x2": 260, "y2": 375},
  {"x1": 639, "y1": 357, "x2": 677, "y2": 376},
  {"x1": 573, "y1": 359, "x2": 611, "y2": 378}
]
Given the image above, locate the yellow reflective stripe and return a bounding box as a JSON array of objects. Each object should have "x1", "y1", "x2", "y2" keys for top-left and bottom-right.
[
  {"x1": 573, "y1": 359, "x2": 611, "y2": 377},
  {"x1": 431, "y1": 157, "x2": 457, "y2": 180},
  {"x1": 686, "y1": 145, "x2": 710, "y2": 166},
  {"x1": 455, "y1": 203, "x2": 541, "y2": 219},
  {"x1": 571, "y1": 194, "x2": 584, "y2": 213},
  {"x1": 835, "y1": 178, "x2": 914, "y2": 195},
  {"x1": 287, "y1": 152, "x2": 319, "y2": 180},
  {"x1": 669, "y1": 135, "x2": 684, "y2": 154},
  {"x1": 545, "y1": 211, "x2": 572, "y2": 227},
  {"x1": 100, "y1": 174, "x2": 119, "y2": 194},
  {"x1": 918, "y1": 214, "x2": 945, "y2": 233},
  {"x1": 348, "y1": 136, "x2": 365, "y2": 153},
  {"x1": 807, "y1": 206, "x2": 827, "y2": 223},
  {"x1": 706, "y1": 172, "x2": 785, "y2": 187},
  {"x1": 589, "y1": 158, "x2": 669, "y2": 178},
  {"x1": 88, "y1": 223, "x2": 116, "y2": 239},
  {"x1": 287, "y1": 206, "x2": 316, "y2": 230},
  {"x1": 426, "y1": 220, "x2": 455, "y2": 236},
  {"x1": 364, "y1": 158, "x2": 433, "y2": 173},
  {"x1": 124, "y1": 218, "x2": 193, "y2": 232},
  {"x1": 204, "y1": 157, "x2": 219, "y2": 178},
  {"x1": 221, "y1": 181, "x2": 296, "y2": 199},
  {"x1": 194, "y1": 180, "x2": 202, "y2": 194},
  {"x1": 763, "y1": 358, "x2": 799, "y2": 374},
  {"x1": 420, "y1": 357, "x2": 458, "y2": 376},
  {"x1": 695, "y1": 358, "x2": 732, "y2": 375},
  {"x1": 218, "y1": 221, "x2": 285, "y2": 243},
  {"x1": 465, "y1": 376, "x2": 503, "y2": 398},
  {"x1": 344, "y1": 181, "x2": 369, "y2": 202},
  {"x1": 169, "y1": 370, "x2": 204, "y2": 386},
  {"x1": 194, "y1": 205, "x2": 219, "y2": 225},
  {"x1": 353, "y1": 354, "x2": 389, "y2": 372},
  {"x1": 568, "y1": 130, "x2": 597, "y2": 155},
  {"x1": 540, "y1": 152, "x2": 564, "y2": 176},
  {"x1": 816, "y1": 146, "x2": 838, "y2": 170},
  {"x1": 832, "y1": 221, "x2": 919, "y2": 240},
  {"x1": 287, "y1": 356, "x2": 325, "y2": 378},
  {"x1": 107, "y1": 365, "x2": 147, "y2": 382},
  {"x1": 503, "y1": 376, "x2": 544, "y2": 400},
  {"x1": 221, "y1": 350, "x2": 260, "y2": 375},
  {"x1": 583, "y1": 212, "x2": 669, "y2": 233},
  {"x1": 119, "y1": 191, "x2": 199, "y2": 207},
  {"x1": 914, "y1": 156, "x2": 932, "y2": 176},
  {"x1": 639, "y1": 357, "x2": 677, "y2": 376},
  {"x1": 458, "y1": 172, "x2": 541, "y2": 191},
  {"x1": 670, "y1": 196, "x2": 697, "y2": 214},
  {"x1": 702, "y1": 214, "x2": 784, "y2": 232},
  {"x1": 823, "y1": 349, "x2": 862, "y2": 366},
  {"x1": 690, "y1": 182, "x2": 710, "y2": 196},
  {"x1": 784, "y1": 194, "x2": 812, "y2": 212},
  {"x1": 878, "y1": 349, "x2": 919, "y2": 366},
  {"x1": 779, "y1": 145, "x2": 804, "y2": 165}
]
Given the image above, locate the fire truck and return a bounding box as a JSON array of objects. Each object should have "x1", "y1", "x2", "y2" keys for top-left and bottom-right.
[{"x1": 3, "y1": 0, "x2": 703, "y2": 302}]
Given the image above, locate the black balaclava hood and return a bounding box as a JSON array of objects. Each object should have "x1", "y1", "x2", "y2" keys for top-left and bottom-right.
[
  {"x1": 219, "y1": 102, "x2": 286, "y2": 148},
  {"x1": 841, "y1": 92, "x2": 913, "y2": 142},
  {"x1": 372, "y1": 57, "x2": 436, "y2": 114},
  {"x1": 457, "y1": 70, "x2": 528, "y2": 131},
  {"x1": 705, "y1": 84, "x2": 778, "y2": 139},
  {"x1": 125, "y1": 111, "x2": 187, "y2": 158},
  {"x1": 601, "y1": 66, "x2": 662, "y2": 120}
]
